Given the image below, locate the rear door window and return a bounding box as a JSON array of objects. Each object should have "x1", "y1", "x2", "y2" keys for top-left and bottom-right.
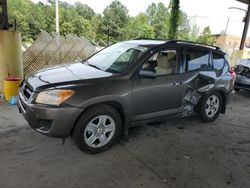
[
  {"x1": 186, "y1": 49, "x2": 211, "y2": 71},
  {"x1": 213, "y1": 53, "x2": 225, "y2": 71},
  {"x1": 212, "y1": 53, "x2": 226, "y2": 76}
]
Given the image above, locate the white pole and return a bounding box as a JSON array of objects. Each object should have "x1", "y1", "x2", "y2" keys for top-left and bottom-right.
[
  {"x1": 55, "y1": 0, "x2": 59, "y2": 34},
  {"x1": 55, "y1": 0, "x2": 60, "y2": 63}
]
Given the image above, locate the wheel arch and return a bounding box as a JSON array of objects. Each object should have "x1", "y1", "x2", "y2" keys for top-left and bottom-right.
[
  {"x1": 198, "y1": 88, "x2": 227, "y2": 114},
  {"x1": 70, "y1": 98, "x2": 130, "y2": 137},
  {"x1": 216, "y1": 90, "x2": 227, "y2": 114},
  {"x1": 206, "y1": 89, "x2": 227, "y2": 113}
]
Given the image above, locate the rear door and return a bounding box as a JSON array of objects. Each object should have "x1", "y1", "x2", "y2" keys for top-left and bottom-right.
[{"x1": 182, "y1": 47, "x2": 215, "y2": 86}]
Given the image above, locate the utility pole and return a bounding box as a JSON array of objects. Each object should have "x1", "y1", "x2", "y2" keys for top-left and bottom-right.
[
  {"x1": 107, "y1": 29, "x2": 110, "y2": 46},
  {"x1": 240, "y1": 3, "x2": 250, "y2": 50},
  {"x1": 55, "y1": 0, "x2": 59, "y2": 34},
  {"x1": 55, "y1": 0, "x2": 60, "y2": 64},
  {"x1": 234, "y1": 0, "x2": 250, "y2": 50},
  {"x1": 225, "y1": 18, "x2": 230, "y2": 35}
]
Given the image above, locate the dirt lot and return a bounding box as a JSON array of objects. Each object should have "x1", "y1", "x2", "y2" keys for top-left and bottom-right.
[{"x1": 0, "y1": 91, "x2": 250, "y2": 188}]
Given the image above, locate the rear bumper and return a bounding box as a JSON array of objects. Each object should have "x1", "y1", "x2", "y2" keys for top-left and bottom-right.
[
  {"x1": 234, "y1": 75, "x2": 250, "y2": 91},
  {"x1": 17, "y1": 92, "x2": 83, "y2": 138}
]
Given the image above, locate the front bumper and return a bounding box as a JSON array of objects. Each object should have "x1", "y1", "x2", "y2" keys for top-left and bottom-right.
[
  {"x1": 17, "y1": 92, "x2": 83, "y2": 138},
  {"x1": 234, "y1": 75, "x2": 250, "y2": 91}
]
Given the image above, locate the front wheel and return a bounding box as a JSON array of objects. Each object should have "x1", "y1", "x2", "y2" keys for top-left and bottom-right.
[
  {"x1": 71, "y1": 104, "x2": 122, "y2": 154},
  {"x1": 197, "y1": 91, "x2": 222, "y2": 122}
]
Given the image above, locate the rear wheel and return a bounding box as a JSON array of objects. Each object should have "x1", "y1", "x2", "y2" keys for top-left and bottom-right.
[
  {"x1": 72, "y1": 104, "x2": 122, "y2": 154},
  {"x1": 197, "y1": 91, "x2": 222, "y2": 122}
]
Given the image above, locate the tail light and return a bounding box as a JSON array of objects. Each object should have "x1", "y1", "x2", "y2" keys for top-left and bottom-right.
[{"x1": 229, "y1": 68, "x2": 236, "y2": 78}]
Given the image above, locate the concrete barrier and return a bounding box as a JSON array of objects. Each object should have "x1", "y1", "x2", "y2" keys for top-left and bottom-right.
[
  {"x1": 231, "y1": 50, "x2": 250, "y2": 67},
  {"x1": 0, "y1": 30, "x2": 23, "y2": 93}
]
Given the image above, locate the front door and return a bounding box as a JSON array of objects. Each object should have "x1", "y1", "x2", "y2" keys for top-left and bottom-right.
[{"x1": 131, "y1": 49, "x2": 185, "y2": 121}]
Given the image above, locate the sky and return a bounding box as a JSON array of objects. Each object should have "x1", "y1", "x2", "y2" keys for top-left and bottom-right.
[{"x1": 32, "y1": 0, "x2": 249, "y2": 36}]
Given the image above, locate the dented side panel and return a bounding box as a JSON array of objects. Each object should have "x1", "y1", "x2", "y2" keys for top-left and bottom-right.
[{"x1": 179, "y1": 70, "x2": 233, "y2": 117}]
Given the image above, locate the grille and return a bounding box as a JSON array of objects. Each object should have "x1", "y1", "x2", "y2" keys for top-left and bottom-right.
[{"x1": 21, "y1": 82, "x2": 34, "y2": 100}]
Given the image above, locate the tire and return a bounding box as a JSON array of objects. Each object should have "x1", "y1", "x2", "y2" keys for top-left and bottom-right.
[
  {"x1": 71, "y1": 104, "x2": 122, "y2": 154},
  {"x1": 196, "y1": 91, "x2": 222, "y2": 122}
]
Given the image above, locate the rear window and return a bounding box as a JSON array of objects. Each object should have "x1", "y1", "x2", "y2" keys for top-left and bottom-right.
[{"x1": 186, "y1": 49, "x2": 211, "y2": 71}]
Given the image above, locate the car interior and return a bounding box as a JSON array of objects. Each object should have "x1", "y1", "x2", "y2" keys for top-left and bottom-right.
[{"x1": 142, "y1": 51, "x2": 176, "y2": 76}]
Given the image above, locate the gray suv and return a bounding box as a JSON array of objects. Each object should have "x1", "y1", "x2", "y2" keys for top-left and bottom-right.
[{"x1": 18, "y1": 39, "x2": 235, "y2": 153}]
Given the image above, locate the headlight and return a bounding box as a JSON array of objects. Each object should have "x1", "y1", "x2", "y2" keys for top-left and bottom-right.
[{"x1": 36, "y1": 90, "x2": 75, "y2": 106}]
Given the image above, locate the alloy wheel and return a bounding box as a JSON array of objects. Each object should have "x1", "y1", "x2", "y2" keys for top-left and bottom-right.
[
  {"x1": 84, "y1": 115, "x2": 116, "y2": 148},
  {"x1": 205, "y1": 95, "x2": 220, "y2": 118}
]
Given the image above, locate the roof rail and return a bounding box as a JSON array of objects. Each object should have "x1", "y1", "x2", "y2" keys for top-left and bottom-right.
[
  {"x1": 167, "y1": 40, "x2": 222, "y2": 51},
  {"x1": 133, "y1": 37, "x2": 166, "y2": 41},
  {"x1": 133, "y1": 38, "x2": 222, "y2": 51}
]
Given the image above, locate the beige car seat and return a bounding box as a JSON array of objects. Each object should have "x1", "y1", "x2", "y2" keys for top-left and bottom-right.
[{"x1": 155, "y1": 53, "x2": 172, "y2": 75}]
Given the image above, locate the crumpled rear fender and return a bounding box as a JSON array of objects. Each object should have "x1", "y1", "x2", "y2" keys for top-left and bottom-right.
[{"x1": 180, "y1": 71, "x2": 228, "y2": 117}]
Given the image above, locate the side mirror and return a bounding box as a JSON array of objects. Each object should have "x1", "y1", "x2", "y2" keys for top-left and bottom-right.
[{"x1": 139, "y1": 70, "x2": 156, "y2": 79}]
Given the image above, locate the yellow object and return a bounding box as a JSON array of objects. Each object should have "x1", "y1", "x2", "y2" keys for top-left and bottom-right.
[
  {"x1": 0, "y1": 30, "x2": 23, "y2": 93},
  {"x1": 231, "y1": 50, "x2": 250, "y2": 67},
  {"x1": 4, "y1": 79, "x2": 22, "y2": 100}
]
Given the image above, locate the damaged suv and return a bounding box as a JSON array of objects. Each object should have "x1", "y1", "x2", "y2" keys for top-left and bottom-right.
[{"x1": 18, "y1": 39, "x2": 235, "y2": 153}]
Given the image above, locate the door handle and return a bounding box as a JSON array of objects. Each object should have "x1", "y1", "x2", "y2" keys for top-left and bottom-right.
[{"x1": 173, "y1": 81, "x2": 182, "y2": 86}]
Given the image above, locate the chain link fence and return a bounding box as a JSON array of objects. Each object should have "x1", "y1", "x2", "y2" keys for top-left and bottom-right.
[{"x1": 22, "y1": 30, "x2": 97, "y2": 76}]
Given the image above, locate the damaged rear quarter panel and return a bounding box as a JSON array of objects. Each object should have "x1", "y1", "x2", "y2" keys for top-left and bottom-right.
[{"x1": 180, "y1": 71, "x2": 229, "y2": 117}]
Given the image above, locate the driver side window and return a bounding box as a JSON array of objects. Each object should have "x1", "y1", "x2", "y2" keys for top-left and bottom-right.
[{"x1": 142, "y1": 50, "x2": 177, "y2": 76}]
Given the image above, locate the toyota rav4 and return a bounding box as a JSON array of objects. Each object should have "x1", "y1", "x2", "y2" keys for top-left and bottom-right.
[{"x1": 18, "y1": 39, "x2": 235, "y2": 153}]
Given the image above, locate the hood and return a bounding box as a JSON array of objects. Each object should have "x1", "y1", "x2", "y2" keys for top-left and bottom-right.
[
  {"x1": 26, "y1": 62, "x2": 113, "y2": 91},
  {"x1": 238, "y1": 59, "x2": 250, "y2": 68}
]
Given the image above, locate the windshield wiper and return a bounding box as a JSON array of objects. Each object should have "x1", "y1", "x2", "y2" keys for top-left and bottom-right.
[
  {"x1": 88, "y1": 63, "x2": 103, "y2": 71},
  {"x1": 85, "y1": 61, "x2": 103, "y2": 71}
]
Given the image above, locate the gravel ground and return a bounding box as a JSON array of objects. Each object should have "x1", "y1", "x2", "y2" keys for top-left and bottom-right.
[{"x1": 0, "y1": 91, "x2": 250, "y2": 188}]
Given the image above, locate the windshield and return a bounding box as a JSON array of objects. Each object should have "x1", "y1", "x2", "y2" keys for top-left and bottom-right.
[{"x1": 86, "y1": 42, "x2": 148, "y2": 73}]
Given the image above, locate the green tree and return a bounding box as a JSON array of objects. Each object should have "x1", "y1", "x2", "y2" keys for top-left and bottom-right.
[
  {"x1": 29, "y1": 2, "x2": 48, "y2": 38},
  {"x1": 146, "y1": 3, "x2": 157, "y2": 25},
  {"x1": 7, "y1": 0, "x2": 202, "y2": 45},
  {"x1": 8, "y1": 0, "x2": 33, "y2": 42},
  {"x1": 72, "y1": 16, "x2": 94, "y2": 39},
  {"x1": 101, "y1": 0, "x2": 129, "y2": 42},
  {"x1": 90, "y1": 14, "x2": 105, "y2": 43},
  {"x1": 188, "y1": 24, "x2": 200, "y2": 41},
  {"x1": 123, "y1": 13, "x2": 155, "y2": 39},
  {"x1": 37, "y1": 2, "x2": 56, "y2": 33},
  {"x1": 197, "y1": 26, "x2": 215, "y2": 44},
  {"x1": 168, "y1": 0, "x2": 180, "y2": 39},
  {"x1": 75, "y1": 2, "x2": 95, "y2": 20},
  {"x1": 61, "y1": 22, "x2": 74, "y2": 35},
  {"x1": 177, "y1": 11, "x2": 191, "y2": 40},
  {"x1": 146, "y1": 2, "x2": 169, "y2": 39}
]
